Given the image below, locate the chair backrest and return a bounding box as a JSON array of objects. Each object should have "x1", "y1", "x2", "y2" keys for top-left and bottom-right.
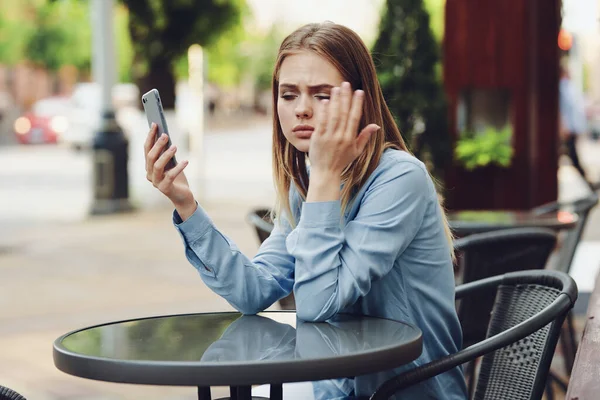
[
  {"x1": 370, "y1": 270, "x2": 577, "y2": 400},
  {"x1": 454, "y1": 228, "x2": 557, "y2": 347},
  {"x1": 532, "y1": 192, "x2": 598, "y2": 273},
  {"x1": 473, "y1": 271, "x2": 577, "y2": 399},
  {"x1": 246, "y1": 208, "x2": 274, "y2": 244},
  {"x1": 0, "y1": 386, "x2": 26, "y2": 400}
]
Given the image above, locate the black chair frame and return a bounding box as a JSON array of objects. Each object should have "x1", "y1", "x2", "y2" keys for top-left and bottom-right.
[
  {"x1": 532, "y1": 192, "x2": 598, "y2": 380},
  {"x1": 370, "y1": 270, "x2": 577, "y2": 400},
  {"x1": 0, "y1": 386, "x2": 26, "y2": 400}
]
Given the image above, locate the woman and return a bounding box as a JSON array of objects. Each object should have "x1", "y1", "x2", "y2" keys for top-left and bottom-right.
[{"x1": 144, "y1": 22, "x2": 466, "y2": 399}]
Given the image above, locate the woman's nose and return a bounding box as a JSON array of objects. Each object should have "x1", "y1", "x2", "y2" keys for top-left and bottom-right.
[{"x1": 295, "y1": 97, "x2": 312, "y2": 119}]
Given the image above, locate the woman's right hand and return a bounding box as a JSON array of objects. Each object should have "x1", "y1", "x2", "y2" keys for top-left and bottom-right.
[{"x1": 144, "y1": 123, "x2": 197, "y2": 220}]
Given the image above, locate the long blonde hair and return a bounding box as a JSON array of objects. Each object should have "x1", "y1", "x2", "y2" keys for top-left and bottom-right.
[{"x1": 271, "y1": 22, "x2": 454, "y2": 257}]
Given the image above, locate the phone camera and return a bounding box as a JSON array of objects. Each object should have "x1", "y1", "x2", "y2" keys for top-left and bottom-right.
[{"x1": 143, "y1": 98, "x2": 146, "y2": 103}]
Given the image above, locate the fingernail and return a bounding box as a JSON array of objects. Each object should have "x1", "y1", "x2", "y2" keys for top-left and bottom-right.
[
  {"x1": 151, "y1": 122, "x2": 156, "y2": 128},
  {"x1": 161, "y1": 134, "x2": 167, "y2": 140}
]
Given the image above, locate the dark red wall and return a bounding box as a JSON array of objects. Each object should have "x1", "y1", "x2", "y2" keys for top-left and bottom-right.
[{"x1": 443, "y1": 0, "x2": 562, "y2": 210}]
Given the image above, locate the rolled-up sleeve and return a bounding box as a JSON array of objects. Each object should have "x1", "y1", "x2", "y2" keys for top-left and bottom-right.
[{"x1": 286, "y1": 162, "x2": 432, "y2": 321}]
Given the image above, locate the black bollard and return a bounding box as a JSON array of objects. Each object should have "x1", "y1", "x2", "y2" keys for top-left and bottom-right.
[{"x1": 90, "y1": 110, "x2": 134, "y2": 215}]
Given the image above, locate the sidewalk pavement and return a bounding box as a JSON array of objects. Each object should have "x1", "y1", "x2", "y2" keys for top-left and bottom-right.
[{"x1": 1, "y1": 136, "x2": 600, "y2": 400}]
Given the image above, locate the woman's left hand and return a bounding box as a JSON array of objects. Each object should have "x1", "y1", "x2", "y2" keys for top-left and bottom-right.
[{"x1": 308, "y1": 81, "x2": 380, "y2": 176}]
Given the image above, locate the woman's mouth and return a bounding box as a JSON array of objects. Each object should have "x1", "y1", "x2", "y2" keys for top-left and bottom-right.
[{"x1": 293, "y1": 125, "x2": 314, "y2": 138}]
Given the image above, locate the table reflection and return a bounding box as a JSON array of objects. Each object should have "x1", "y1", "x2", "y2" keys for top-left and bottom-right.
[{"x1": 60, "y1": 312, "x2": 418, "y2": 364}]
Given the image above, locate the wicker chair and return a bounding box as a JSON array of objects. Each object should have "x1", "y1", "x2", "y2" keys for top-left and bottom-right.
[
  {"x1": 246, "y1": 207, "x2": 295, "y2": 310},
  {"x1": 0, "y1": 386, "x2": 26, "y2": 400},
  {"x1": 532, "y1": 192, "x2": 598, "y2": 378},
  {"x1": 369, "y1": 270, "x2": 578, "y2": 400},
  {"x1": 532, "y1": 192, "x2": 598, "y2": 274},
  {"x1": 454, "y1": 228, "x2": 557, "y2": 349}
]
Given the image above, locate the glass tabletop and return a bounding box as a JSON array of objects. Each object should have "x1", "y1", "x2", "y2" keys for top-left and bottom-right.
[
  {"x1": 58, "y1": 311, "x2": 419, "y2": 363},
  {"x1": 53, "y1": 311, "x2": 422, "y2": 387},
  {"x1": 448, "y1": 210, "x2": 578, "y2": 234}
]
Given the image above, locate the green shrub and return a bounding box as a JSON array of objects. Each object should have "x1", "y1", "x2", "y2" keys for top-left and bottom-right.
[{"x1": 454, "y1": 125, "x2": 514, "y2": 170}]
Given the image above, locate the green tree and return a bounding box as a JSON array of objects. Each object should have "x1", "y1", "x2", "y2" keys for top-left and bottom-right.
[
  {"x1": 25, "y1": 0, "x2": 91, "y2": 71},
  {"x1": 0, "y1": 1, "x2": 36, "y2": 65},
  {"x1": 372, "y1": 0, "x2": 451, "y2": 183},
  {"x1": 173, "y1": 20, "x2": 250, "y2": 88},
  {"x1": 115, "y1": 4, "x2": 134, "y2": 83},
  {"x1": 122, "y1": 0, "x2": 247, "y2": 108}
]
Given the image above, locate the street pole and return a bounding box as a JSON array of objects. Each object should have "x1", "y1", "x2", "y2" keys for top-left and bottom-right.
[
  {"x1": 89, "y1": 0, "x2": 133, "y2": 215},
  {"x1": 187, "y1": 44, "x2": 206, "y2": 202}
]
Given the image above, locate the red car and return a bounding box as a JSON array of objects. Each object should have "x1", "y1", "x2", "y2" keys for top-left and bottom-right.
[{"x1": 14, "y1": 97, "x2": 71, "y2": 144}]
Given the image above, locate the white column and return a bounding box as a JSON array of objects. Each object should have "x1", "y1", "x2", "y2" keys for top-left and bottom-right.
[
  {"x1": 187, "y1": 44, "x2": 206, "y2": 201},
  {"x1": 91, "y1": 0, "x2": 117, "y2": 113}
]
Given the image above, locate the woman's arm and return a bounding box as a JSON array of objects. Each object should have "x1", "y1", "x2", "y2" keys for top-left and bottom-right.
[
  {"x1": 287, "y1": 161, "x2": 435, "y2": 321},
  {"x1": 174, "y1": 206, "x2": 296, "y2": 315}
]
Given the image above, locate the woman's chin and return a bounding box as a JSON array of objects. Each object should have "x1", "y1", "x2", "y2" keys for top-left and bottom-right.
[{"x1": 291, "y1": 139, "x2": 310, "y2": 153}]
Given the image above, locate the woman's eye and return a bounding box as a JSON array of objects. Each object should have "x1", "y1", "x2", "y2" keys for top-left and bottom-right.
[
  {"x1": 281, "y1": 94, "x2": 296, "y2": 100},
  {"x1": 315, "y1": 94, "x2": 330, "y2": 100}
]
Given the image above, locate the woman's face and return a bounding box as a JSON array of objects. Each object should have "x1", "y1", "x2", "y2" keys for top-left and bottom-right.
[{"x1": 277, "y1": 50, "x2": 345, "y2": 153}]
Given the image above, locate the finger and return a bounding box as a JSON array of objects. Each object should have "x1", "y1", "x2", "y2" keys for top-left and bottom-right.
[
  {"x1": 327, "y1": 86, "x2": 341, "y2": 134},
  {"x1": 143, "y1": 123, "x2": 158, "y2": 168},
  {"x1": 356, "y1": 124, "x2": 380, "y2": 153},
  {"x1": 161, "y1": 160, "x2": 189, "y2": 187},
  {"x1": 337, "y1": 82, "x2": 352, "y2": 134},
  {"x1": 315, "y1": 99, "x2": 329, "y2": 136},
  {"x1": 346, "y1": 90, "x2": 365, "y2": 138},
  {"x1": 152, "y1": 145, "x2": 178, "y2": 182},
  {"x1": 148, "y1": 133, "x2": 169, "y2": 163},
  {"x1": 146, "y1": 133, "x2": 169, "y2": 180}
]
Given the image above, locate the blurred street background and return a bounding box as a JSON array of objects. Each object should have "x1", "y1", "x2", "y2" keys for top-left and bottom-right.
[{"x1": 1, "y1": 0, "x2": 600, "y2": 399}]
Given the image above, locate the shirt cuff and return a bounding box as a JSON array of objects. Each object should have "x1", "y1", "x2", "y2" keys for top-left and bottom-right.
[
  {"x1": 173, "y1": 203, "x2": 213, "y2": 243},
  {"x1": 298, "y1": 200, "x2": 342, "y2": 228}
]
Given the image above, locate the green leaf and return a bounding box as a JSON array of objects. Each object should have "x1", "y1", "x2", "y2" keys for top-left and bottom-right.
[{"x1": 454, "y1": 125, "x2": 514, "y2": 170}]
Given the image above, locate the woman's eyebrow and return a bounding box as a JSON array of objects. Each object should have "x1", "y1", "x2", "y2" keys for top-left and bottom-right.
[{"x1": 279, "y1": 83, "x2": 334, "y2": 92}]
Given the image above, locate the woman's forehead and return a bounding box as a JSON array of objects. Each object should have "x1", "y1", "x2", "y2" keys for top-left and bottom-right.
[{"x1": 278, "y1": 51, "x2": 343, "y2": 86}]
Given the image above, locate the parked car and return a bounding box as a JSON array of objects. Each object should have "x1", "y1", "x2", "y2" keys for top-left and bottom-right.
[
  {"x1": 60, "y1": 82, "x2": 139, "y2": 150},
  {"x1": 14, "y1": 96, "x2": 71, "y2": 145}
]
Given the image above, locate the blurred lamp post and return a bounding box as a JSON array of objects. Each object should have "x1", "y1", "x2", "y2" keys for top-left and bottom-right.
[
  {"x1": 89, "y1": 0, "x2": 133, "y2": 215},
  {"x1": 187, "y1": 44, "x2": 206, "y2": 201}
]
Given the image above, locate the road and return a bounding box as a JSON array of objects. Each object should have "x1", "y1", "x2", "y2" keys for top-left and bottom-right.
[{"x1": 0, "y1": 119, "x2": 275, "y2": 240}]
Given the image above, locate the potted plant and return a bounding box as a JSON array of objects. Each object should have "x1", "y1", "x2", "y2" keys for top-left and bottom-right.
[{"x1": 454, "y1": 125, "x2": 514, "y2": 170}]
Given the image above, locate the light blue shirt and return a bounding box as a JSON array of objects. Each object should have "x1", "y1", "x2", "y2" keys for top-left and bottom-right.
[
  {"x1": 559, "y1": 77, "x2": 587, "y2": 134},
  {"x1": 174, "y1": 149, "x2": 467, "y2": 399}
]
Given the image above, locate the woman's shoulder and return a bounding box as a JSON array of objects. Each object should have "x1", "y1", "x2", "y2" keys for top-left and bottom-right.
[
  {"x1": 359, "y1": 149, "x2": 435, "y2": 200},
  {"x1": 375, "y1": 148, "x2": 429, "y2": 180}
]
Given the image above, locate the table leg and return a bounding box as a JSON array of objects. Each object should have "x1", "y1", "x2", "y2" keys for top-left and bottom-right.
[
  {"x1": 270, "y1": 384, "x2": 283, "y2": 400},
  {"x1": 229, "y1": 386, "x2": 252, "y2": 400},
  {"x1": 198, "y1": 386, "x2": 212, "y2": 400}
]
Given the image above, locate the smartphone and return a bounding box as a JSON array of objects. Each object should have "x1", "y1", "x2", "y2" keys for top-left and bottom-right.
[{"x1": 142, "y1": 88, "x2": 177, "y2": 170}]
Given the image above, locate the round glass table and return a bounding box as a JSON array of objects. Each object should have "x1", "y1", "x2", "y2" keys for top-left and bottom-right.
[
  {"x1": 53, "y1": 311, "x2": 422, "y2": 400},
  {"x1": 448, "y1": 210, "x2": 578, "y2": 237}
]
